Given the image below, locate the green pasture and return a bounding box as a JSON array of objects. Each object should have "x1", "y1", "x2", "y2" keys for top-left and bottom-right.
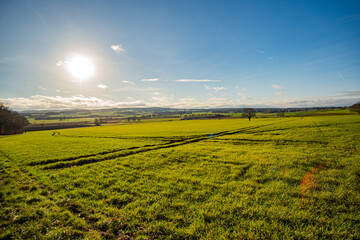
[
  {"x1": 26, "y1": 118, "x2": 95, "y2": 124},
  {"x1": 1, "y1": 115, "x2": 359, "y2": 239}
]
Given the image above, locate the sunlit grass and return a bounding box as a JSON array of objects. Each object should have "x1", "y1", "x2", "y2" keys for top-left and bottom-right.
[{"x1": 1, "y1": 115, "x2": 359, "y2": 239}]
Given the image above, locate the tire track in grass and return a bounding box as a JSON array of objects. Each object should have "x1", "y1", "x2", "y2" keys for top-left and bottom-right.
[
  {"x1": 0, "y1": 150, "x2": 119, "y2": 239},
  {"x1": 38, "y1": 121, "x2": 290, "y2": 170},
  {"x1": 213, "y1": 138, "x2": 328, "y2": 145},
  {"x1": 310, "y1": 118, "x2": 325, "y2": 138},
  {"x1": 234, "y1": 164, "x2": 254, "y2": 180},
  {"x1": 299, "y1": 118, "x2": 327, "y2": 200},
  {"x1": 28, "y1": 142, "x2": 175, "y2": 166},
  {"x1": 42, "y1": 137, "x2": 210, "y2": 170}
]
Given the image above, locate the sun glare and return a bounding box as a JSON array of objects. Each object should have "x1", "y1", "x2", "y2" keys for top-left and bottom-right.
[{"x1": 66, "y1": 55, "x2": 94, "y2": 80}]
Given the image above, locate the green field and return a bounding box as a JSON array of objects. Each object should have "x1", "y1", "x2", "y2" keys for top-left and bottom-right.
[{"x1": 1, "y1": 115, "x2": 359, "y2": 239}]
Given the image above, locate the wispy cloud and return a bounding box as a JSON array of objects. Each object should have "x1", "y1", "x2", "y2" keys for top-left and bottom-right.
[
  {"x1": 256, "y1": 50, "x2": 264, "y2": 54},
  {"x1": 151, "y1": 96, "x2": 174, "y2": 103},
  {"x1": 38, "y1": 86, "x2": 47, "y2": 91},
  {"x1": 204, "y1": 85, "x2": 226, "y2": 91},
  {"x1": 175, "y1": 79, "x2": 220, "y2": 82},
  {"x1": 268, "y1": 56, "x2": 273, "y2": 60},
  {"x1": 111, "y1": 44, "x2": 125, "y2": 54},
  {"x1": 337, "y1": 90, "x2": 360, "y2": 97},
  {"x1": 250, "y1": 95, "x2": 360, "y2": 108},
  {"x1": 97, "y1": 84, "x2": 108, "y2": 89},
  {"x1": 272, "y1": 84, "x2": 287, "y2": 96},
  {"x1": 337, "y1": 72, "x2": 344, "y2": 80},
  {"x1": 272, "y1": 84, "x2": 284, "y2": 89},
  {"x1": 141, "y1": 78, "x2": 160, "y2": 82},
  {"x1": 122, "y1": 81, "x2": 135, "y2": 85},
  {"x1": 56, "y1": 61, "x2": 63, "y2": 66},
  {"x1": 241, "y1": 96, "x2": 252, "y2": 100}
]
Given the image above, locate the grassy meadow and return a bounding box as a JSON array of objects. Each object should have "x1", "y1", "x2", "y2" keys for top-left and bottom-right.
[{"x1": 1, "y1": 114, "x2": 359, "y2": 239}]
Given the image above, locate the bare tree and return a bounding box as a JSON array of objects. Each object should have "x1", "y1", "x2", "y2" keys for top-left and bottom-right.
[{"x1": 242, "y1": 108, "x2": 256, "y2": 121}]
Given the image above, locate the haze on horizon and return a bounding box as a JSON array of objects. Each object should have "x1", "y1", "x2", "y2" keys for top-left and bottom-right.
[{"x1": 0, "y1": 0, "x2": 359, "y2": 111}]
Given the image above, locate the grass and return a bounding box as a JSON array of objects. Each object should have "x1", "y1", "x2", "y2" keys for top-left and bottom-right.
[
  {"x1": 26, "y1": 118, "x2": 96, "y2": 124},
  {"x1": 1, "y1": 115, "x2": 359, "y2": 239}
]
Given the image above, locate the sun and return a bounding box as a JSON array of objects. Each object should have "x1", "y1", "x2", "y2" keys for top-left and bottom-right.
[{"x1": 66, "y1": 55, "x2": 95, "y2": 80}]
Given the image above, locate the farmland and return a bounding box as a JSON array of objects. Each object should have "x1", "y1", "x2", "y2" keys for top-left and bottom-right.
[{"x1": 1, "y1": 115, "x2": 359, "y2": 239}]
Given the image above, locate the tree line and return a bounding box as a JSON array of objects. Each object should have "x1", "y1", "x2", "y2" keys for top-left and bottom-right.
[{"x1": 0, "y1": 103, "x2": 29, "y2": 135}]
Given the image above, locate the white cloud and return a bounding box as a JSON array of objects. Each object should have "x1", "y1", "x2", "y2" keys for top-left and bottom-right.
[
  {"x1": 122, "y1": 81, "x2": 135, "y2": 85},
  {"x1": 151, "y1": 96, "x2": 174, "y2": 103},
  {"x1": 337, "y1": 90, "x2": 360, "y2": 97},
  {"x1": 204, "y1": 85, "x2": 226, "y2": 91},
  {"x1": 141, "y1": 78, "x2": 160, "y2": 82},
  {"x1": 272, "y1": 85, "x2": 287, "y2": 96},
  {"x1": 272, "y1": 84, "x2": 284, "y2": 89},
  {"x1": 268, "y1": 56, "x2": 273, "y2": 60},
  {"x1": 153, "y1": 92, "x2": 161, "y2": 95},
  {"x1": 56, "y1": 89, "x2": 61, "y2": 93},
  {"x1": 111, "y1": 44, "x2": 125, "y2": 54},
  {"x1": 56, "y1": 61, "x2": 63, "y2": 66},
  {"x1": 2, "y1": 90, "x2": 359, "y2": 111},
  {"x1": 0, "y1": 95, "x2": 146, "y2": 110},
  {"x1": 208, "y1": 98, "x2": 227, "y2": 101},
  {"x1": 38, "y1": 86, "x2": 47, "y2": 91},
  {"x1": 241, "y1": 96, "x2": 252, "y2": 100},
  {"x1": 250, "y1": 95, "x2": 360, "y2": 108},
  {"x1": 97, "y1": 84, "x2": 108, "y2": 89},
  {"x1": 256, "y1": 50, "x2": 264, "y2": 54},
  {"x1": 176, "y1": 79, "x2": 220, "y2": 82}
]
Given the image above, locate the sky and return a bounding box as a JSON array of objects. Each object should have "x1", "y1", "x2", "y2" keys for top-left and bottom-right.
[{"x1": 0, "y1": 0, "x2": 360, "y2": 110}]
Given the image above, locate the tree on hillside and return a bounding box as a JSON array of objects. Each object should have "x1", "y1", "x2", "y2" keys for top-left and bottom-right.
[
  {"x1": 277, "y1": 111, "x2": 285, "y2": 117},
  {"x1": 242, "y1": 108, "x2": 256, "y2": 121},
  {"x1": 350, "y1": 102, "x2": 360, "y2": 115},
  {"x1": 0, "y1": 102, "x2": 29, "y2": 135},
  {"x1": 94, "y1": 118, "x2": 101, "y2": 126}
]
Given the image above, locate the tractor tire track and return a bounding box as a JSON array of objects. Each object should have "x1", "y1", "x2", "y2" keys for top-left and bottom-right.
[
  {"x1": 40, "y1": 121, "x2": 290, "y2": 170},
  {"x1": 28, "y1": 142, "x2": 176, "y2": 166},
  {"x1": 0, "y1": 150, "x2": 118, "y2": 239}
]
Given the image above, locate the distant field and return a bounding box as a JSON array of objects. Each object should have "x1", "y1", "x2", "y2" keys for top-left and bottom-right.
[
  {"x1": 284, "y1": 109, "x2": 355, "y2": 117},
  {"x1": 1, "y1": 115, "x2": 359, "y2": 239},
  {"x1": 25, "y1": 108, "x2": 355, "y2": 124},
  {"x1": 27, "y1": 117, "x2": 96, "y2": 124}
]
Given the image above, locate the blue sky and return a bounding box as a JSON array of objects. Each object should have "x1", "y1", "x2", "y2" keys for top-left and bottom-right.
[{"x1": 1, "y1": 0, "x2": 359, "y2": 110}]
